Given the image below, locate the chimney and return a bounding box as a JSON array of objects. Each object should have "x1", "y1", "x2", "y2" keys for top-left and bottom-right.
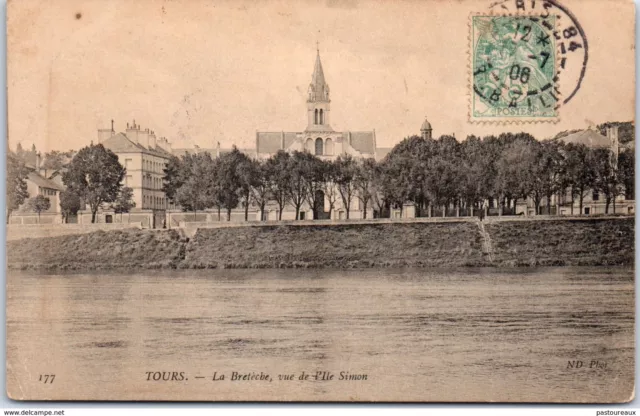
[
  {"x1": 126, "y1": 119, "x2": 139, "y2": 144},
  {"x1": 149, "y1": 130, "x2": 157, "y2": 149},
  {"x1": 138, "y1": 127, "x2": 149, "y2": 149}
]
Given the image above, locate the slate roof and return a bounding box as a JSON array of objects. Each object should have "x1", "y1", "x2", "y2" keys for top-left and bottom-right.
[
  {"x1": 27, "y1": 171, "x2": 65, "y2": 191},
  {"x1": 346, "y1": 131, "x2": 376, "y2": 155},
  {"x1": 102, "y1": 133, "x2": 172, "y2": 158},
  {"x1": 256, "y1": 132, "x2": 298, "y2": 154}
]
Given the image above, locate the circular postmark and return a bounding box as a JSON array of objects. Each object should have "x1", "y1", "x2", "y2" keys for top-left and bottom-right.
[
  {"x1": 472, "y1": 15, "x2": 559, "y2": 119},
  {"x1": 489, "y1": 0, "x2": 589, "y2": 106}
]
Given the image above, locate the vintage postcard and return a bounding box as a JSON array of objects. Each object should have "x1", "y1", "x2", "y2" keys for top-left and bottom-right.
[{"x1": 6, "y1": 0, "x2": 635, "y2": 402}]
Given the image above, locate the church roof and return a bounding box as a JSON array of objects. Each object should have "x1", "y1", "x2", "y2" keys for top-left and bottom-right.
[
  {"x1": 256, "y1": 132, "x2": 297, "y2": 154},
  {"x1": 559, "y1": 129, "x2": 611, "y2": 148},
  {"x1": 421, "y1": 117, "x2": 432, "y2": 131},
  {"x1": 345, "y1": 131, "x2": 376, "y2": 155}
]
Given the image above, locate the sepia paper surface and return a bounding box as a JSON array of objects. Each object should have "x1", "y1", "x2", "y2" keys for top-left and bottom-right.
[{"x1": 6, "y1": 0, "x2": 635, "y2": 402}]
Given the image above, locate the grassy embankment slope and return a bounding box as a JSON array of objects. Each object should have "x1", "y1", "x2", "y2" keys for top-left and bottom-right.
[
  {"x1": 486, "y1": 218, "x2": 634, "y2": 267},
  {"x1": 7, "y1": 229, "x2": 186, "y2": 270},
  {"x1": 183, "y1": 222, "x2": 485, "y2": 268},
  {"x1": 6, "y1": 217, "x2": 634, "y2": 270}
]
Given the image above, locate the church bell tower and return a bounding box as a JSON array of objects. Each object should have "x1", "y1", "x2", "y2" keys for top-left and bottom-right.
[{"x1": 306, "y1": 46, "x2": 332, "y2": 131}]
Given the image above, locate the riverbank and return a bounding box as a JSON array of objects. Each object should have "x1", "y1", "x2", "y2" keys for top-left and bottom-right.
[{"x1": 6, "y1": 217, "x2": 634, "y2": 270}]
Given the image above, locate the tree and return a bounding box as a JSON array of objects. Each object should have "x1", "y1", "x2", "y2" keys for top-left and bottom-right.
[
  {"x1": 320, "y1": 160, "x2": 341, "y2": 219},
  {"x1": 62, "y1": 144, "x2": 126, "y2": 223},
  {"x1": 26, "y1": 195, "x2": 51, "y2": 223},
  {"x1": 250, "y1": 160, "x2": 271, "y2": 221},
  {"x1": 234, "y1": 150, "x2": 256, "y2": 221},
  {"x1": 378, "y1": 156, "x2": 410, "y2": 217},
  {"x1": 495, "y1": 135, "x2": 539, "y2": 215},
  {"x1": 353, "y1": 158, "x2": 376, "y2": 219},
  {"x1": 111, "y1": 186, "x2": 136, "y2": 221},
  {"x1": 215, "y1": 148, "x2": 245, "y2": 221},
  {"x1": 162, "y1": 156, "x2": 184, "y2": 204},
  {"x1": 561, "y1": 142, "x2": 595, "y2": 215},
  {"x1": 424, "y1": 136, "x2": 462, "y2": 217},
  {"x1": 286, "y1": 151, "x2": 309, "y2": 220},
  {"x1": 174, "y1": 153, "x2": 214, "y2": 219},
  {"x1": 41, "y1": 150, "x2": 75, "y2": 177},
  {"x1": 591, "y1": 148, "x2": 620, "y2": 214},
  {"x1": 301, "y1": 153, "x2": 326, "y2": 220},
  {"x1": 618, "y1": 148, "x2": 635, "y2": 201},
  {"x1": 334, "y1": 155, "x2": 357, "y2": 219},
  {"x1": 6, "y1": 155, "x2": 29, "y2": 223},
  {"x1": 370, "y1": 161, "x2": 389, "y2": 218},
  {"x1": 533, "y1": 141, "x2": 563, "y2": 215},
  {"x1": 265, "y1": 151, "x2": 290, "y2": 220},
  {"x1": 384, "y1": 135, "x2": 434, "y2": 216},
  {"x1": 59, "y1": 189, "x2": 82, "y2": 223}
]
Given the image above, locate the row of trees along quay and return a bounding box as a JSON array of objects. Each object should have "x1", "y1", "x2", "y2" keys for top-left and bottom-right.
[
  {"x1": 163, "y1": 132, "x2": 634, "y2": 221},
  {"x1": 5, "y1": 128, "x2": 634, "y2": 224}
]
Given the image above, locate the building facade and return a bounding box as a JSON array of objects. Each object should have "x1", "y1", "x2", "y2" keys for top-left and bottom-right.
[
  {"x1": 93, "y1": 120, "x2": 176, "y2": 227},
  {"x1": 8, "y1": 152, "x2": 66, "y2": 224}
]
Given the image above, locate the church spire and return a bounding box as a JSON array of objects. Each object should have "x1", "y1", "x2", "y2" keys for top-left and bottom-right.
[
  {"x1": 306, "y1": 47, "x2": 332, "y2": 131},
  {"x1": 309, "y1": 48, "x2": 329, "y2": 102}
]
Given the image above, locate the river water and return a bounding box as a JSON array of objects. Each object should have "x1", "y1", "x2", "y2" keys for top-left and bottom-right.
[{"x1": 6, "y1": 267, "x2": 634, "y2": 402}]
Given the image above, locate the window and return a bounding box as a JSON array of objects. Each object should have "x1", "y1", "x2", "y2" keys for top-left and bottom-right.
[
  {"x1": 319, "y1": 109, "x2": 324, "y2": 124},
  {"x1": 325, "y1": 138, "x2": 334, "y2": 156},
  {"x1": 306, "y1": 138, "x2": 314, "y2": 152},
  {"x1": 585, "y1": 207, "x2": 590, "y2": 215},
  {"x1": 314, "y1": 109, "x2": 318, "y2": 125},
  {"x1": 299, "y1": 211, "x2": 306, "y2": 220},
  {"x1": 315, "y1": 138, "x2": 323, "y2": 156},
  {"x1": 592, "y1": 192, "x2": 599, "y2": 201}
]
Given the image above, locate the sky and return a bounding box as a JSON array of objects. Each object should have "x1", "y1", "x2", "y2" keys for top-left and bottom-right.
[{"x1": 7, "y1": 0, "x2": 635, "y2": 153}]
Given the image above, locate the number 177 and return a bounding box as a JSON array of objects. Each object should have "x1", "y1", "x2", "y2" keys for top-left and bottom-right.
[{"x1": 39, "y1": 374, "x2": 55, "y2": 384}]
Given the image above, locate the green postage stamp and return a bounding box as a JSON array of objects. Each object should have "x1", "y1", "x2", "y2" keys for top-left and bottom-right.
[{"x1": 470, "y1": 14, "x2": 559, "y2": 123}]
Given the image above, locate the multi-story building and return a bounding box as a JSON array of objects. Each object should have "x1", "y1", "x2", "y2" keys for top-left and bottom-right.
[{"x1": 95, "y1": 120, "x2": 176, "y2": 227}]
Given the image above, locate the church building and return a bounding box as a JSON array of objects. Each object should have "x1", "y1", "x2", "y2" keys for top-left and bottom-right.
[{"x1": 255, "y1": 48, "x2": 384, "y2": 161}]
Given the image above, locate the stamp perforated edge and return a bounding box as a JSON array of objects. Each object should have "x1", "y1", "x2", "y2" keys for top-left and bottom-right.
[{"x1": 467, "y1": 11, "x2": 561, "y2": 125}]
